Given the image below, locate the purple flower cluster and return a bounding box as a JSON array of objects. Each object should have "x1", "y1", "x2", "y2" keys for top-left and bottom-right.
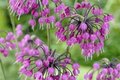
[
  {"x1": 6, "y1": 0, "x2": 114, "y2": 80},
  {"x1": 13, "y1": 23, "x2": 80, "y2": 80},
  {"x1": 84, "y1": 59, "x2": 120, "y2": 80},
  {"x1": 16, "y1": 34, "x2": 80, "y2": 80},
  {"x1": 9, "y1": 0, "x2": 56, "y2": 29},
  {"x1": 0, "y1": 32, "x2": 16, "y2": 57},
  {"x1": 9, "y1": 0, "x2": 38, "y2": 17},
  {"x1": 55, "y1": 1, "x2": 113, "y2": 58},
  {"x1": 0, "y1": 24, "x2": 24, "y2": 57},
  {"x1": 38, "y1": 8, "x2": 55, "y2": 28},
  {"x1": 16, "y1": 24, "x2": 23, "y2": 37},
  {"x1": 54, "y1": 2, "x2": 70, "y2": 18}
]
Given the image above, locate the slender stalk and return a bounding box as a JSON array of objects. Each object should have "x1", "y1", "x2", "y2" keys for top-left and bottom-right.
[
  {"x1": 47, "y1": 24, "x2": 51, "y2": 49},
  {"x1": 7, "y1": 3, "x2": 19, "y2": 52},
  {"x1": 66, "y1": 20, "x2": 71, "y2": 54},
  {"x1": 84, "y1": 0, "x2": 88, "y2": 2},
  {"x1": 75, "y1": 0, "x2": 78, "y2": 3},
  {"x1": 66, "y1": 46, "x2": 70, "y2": 53},
  {"x1": 0, "y1": 58, "x2": 6, "y2": 80},
  {"x1": 9, "y1": 14, "x2": 16, "y2": 33}
]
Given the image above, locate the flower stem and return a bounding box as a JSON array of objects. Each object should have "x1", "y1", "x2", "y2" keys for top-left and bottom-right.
[
  {"x1": 47, "y1": 24, "x2": 51, "y2": 49},
  {"x1": 66, "y1": 20, "x2": 71, "y2": 54},
  {"x1": 75, "y1": 0, "x2": 78, "y2": 3},
  {"x1": 84, "y1": 0, "x2": 88, "y2": 2},
  {"x1": 66, "y1": 46, "x2": 70, "y2": 53},
  {"x1": 0, "y1": 58, "x2": 6, "y2": 80},
  {"x1": 7, "y1": 2, "x2": 19, "y2": 52}
]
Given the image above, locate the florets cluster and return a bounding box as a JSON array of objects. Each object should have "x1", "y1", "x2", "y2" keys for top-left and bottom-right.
[
  {"x1": 0, "y1": 32, "x2": 16, "y2": 57},
  {"x1": 1, "y1": 0, "x2": 114, "y2": 80},
  {"x1": 55, "y1": 1, "x2": 113, "y2": 59},
  {"x1": 16, "y1": 34, "x2": 80, "y2": 80},
  {"x1": 9, "y1": 0, "x2": 56, "y2": 29},
  {"x1": 84, "y1": 58, "x2": 120, "y2": 80}
]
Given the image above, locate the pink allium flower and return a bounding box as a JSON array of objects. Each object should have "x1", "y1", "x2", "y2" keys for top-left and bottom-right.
[
  {"x1": 55, "y1": 1, "x2": 113, "y2": 58},
  {"x1": 74, "y1": 3, "x2": 82, "y2": 9},
  {"x1": 16, "y1": 24, "x2": 23, "y2": 37},
  {"x1": 79, "y1": 22, "x2": 87, "y2": 31},
  {"x1": 9, "y1": 0, "x2": 56, "y2": 29},
  {"x1": 0, "y1": 32, "x2": 16, "y2": 57},
  {"x1": 15, "y1": 34, "x2": 80, "y2": 80},
  {"x1": 28, "y1": 19, "x2": 36, "y2": 29},
  {"x1": 42, "y1": 0, "x2": 49, "y2": 6},
  {"x1": 85, "y1": 58, "x2": 120, "y2": 80},
  {"x1": 93, "y1": 63, "x2": 100, "y2": 70}
]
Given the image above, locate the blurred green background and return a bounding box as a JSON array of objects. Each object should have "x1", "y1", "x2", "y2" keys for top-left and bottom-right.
[{"x1": 0, "y1": 0, "x2": 120, "y2": 80}]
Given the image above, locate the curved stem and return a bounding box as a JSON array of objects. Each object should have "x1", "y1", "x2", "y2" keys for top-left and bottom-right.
[
  {"x1": 0, "y1": 58, "x2": 6, "y2": 80},
  {"x1": 7, "y1": 0, "x2": 19, "y2": 52},
  {"x1": 60, "y1": 14, "x2": 84, "y2": 23},
  {"x1": 66, "y1": 46, "x2": 70, "y2": 53},
  {"x1": 84, "y1": 5, "x2": 95, "y2": 21},
  {"x1": 47, "y1": 24, "x2": 51, "y2": 49},
  {"x1": 75, "y1": 0, "x2": 78, "y2": 3},
  {"x1": 65, "y1": 17, "x2": 75, "y2": 54}
]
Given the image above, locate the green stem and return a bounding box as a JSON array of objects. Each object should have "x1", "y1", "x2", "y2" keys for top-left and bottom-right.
[
  {"x1": 7, "y1": 4, "x2": 19, "y2": 52},
  {"x1": 66, "y1": 46, "x2": 70, "y2": 53},
  {"x1": 47, "y1": 25, "x2": 51, "y2": 49},
  {"x1": 75, "y1": 0, "x2": 78, "y2": 3},
  {"x1": 0, "y1": 58, "x2": 6, "y2": 80}
]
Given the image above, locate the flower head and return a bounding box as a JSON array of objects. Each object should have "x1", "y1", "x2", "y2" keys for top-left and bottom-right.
[
  {"x1": 55, "y1": 1, "x2": 113, "y2": 59},
  {"x1": 9, "y1": 0, "x2": 37, "y2": 16},
  {"x1": 9, "y1": 0, "x2": 56, "y2": 29},
  {"x1": 0, "y1": 32, "x2": 16, "y2": 57},
  {"x1": 84, "y1": 58, "x2": 120, "y2": 80},
  {"x1": 16, "y1": 34, "x2": 80, "y2": 80}
]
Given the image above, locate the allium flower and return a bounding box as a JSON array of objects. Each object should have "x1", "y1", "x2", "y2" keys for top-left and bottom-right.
[
  {"x1": 16, "y1": 34, "x2": 80, "y2": 80},
  {"x1": 54, "y1": 3, "x2": 66, "y2": 13},
  {"x1": 42, "y1": 0, "x2": 49, "y2": 6},
  {"x1": 38, "y1": 8, "x2": 55, "y2": 28},
  {"x1": 16, "y1": 24, "x2": 23, "y2": 37},
  {"x1": 9, "y1": 0, "x2": 56, "y2": 29},
  {"x1": 0, "y1": 32, "x2": 16, "y2": 57},
  {"x1": 0, "y1": 24, "x2": 24, "y2": 57},
  {"x1": 55, "y1": 1, "x2": 113, "y2": 58},
  {"x1": 9, "y1": 0, "x2": 37, "y2": 17},
  {"x1": 29, "y1": 19, "x2": 36, "y2": 29},
  {"x1": 84, "y1": 58, "x2": 120, "y2": 80}
]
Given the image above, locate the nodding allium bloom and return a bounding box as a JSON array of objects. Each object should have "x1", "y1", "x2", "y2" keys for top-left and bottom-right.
[
  {"x1": 0, "y1": 24, "x2": 23, "y2": 57},
  {"x1": 54, "y1": 1, "x2": 71, "y2": 19},
  {"x1": 9, "y1": 0, "x2": 55, "y2": 29},
  {"x1": 55, "y1": 1, "x2": 113, "y2": 59},
  {"x1": 38, "y1": 8, "x2": 55, "y2": 28},
  {"x1": 16, "y1": 24, "x2": 23, "y2": 37},
  {"x1": 9, "y1": 0, "x2": 50, "y2": 16},
  {"x1": 16, "y1": 34, "x2": 80, "y2": 80},
  {"x1": 84, "y1": 58, "x2": 120, "y2": 80},
  {"x1": 0, "y1": 32, "x2": 16, "y2": 57},
  {"x1": 9, "y1": 0, "x2": 38, "y2": 17}
]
